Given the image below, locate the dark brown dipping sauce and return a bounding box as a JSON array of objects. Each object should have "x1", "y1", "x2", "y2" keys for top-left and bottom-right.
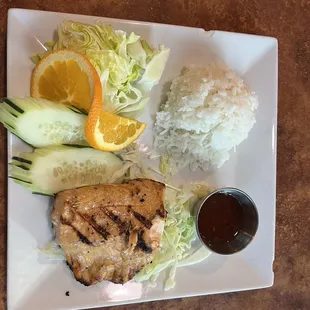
[{"x1": 198, "y1": 193, "x2": 243, "y2": 246}]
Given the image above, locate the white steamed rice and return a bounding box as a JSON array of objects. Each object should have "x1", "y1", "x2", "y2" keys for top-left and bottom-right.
[{"x1": 154, "y1": 62, "x2": 258, "y2": 171}]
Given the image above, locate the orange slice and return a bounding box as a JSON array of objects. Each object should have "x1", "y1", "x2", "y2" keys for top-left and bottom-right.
[
  {"x1": 85, "y1": 108, "x2": 146, "y2": 152},
  {"x1": 31, "y1": 49, "x2": 102, "y2": 112}
]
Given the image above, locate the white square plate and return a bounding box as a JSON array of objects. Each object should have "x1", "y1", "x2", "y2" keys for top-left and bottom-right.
[{"x1": 7, "y1": 8, "x2": 278, "y2": 310}]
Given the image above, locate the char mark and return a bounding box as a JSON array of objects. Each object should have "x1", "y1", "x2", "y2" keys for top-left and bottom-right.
[
  {"x1": 105, "y1": 210, "x2": 128, "y2": 234},
  {"x1": 90, "y1": 221, "x2": 110, "y2": 239},
  {"x1": 60, "y1": 216, "x2": 93, "y2": 245},
  {"x1": 77, "y1": 231, "x2": 93, "y2": 245},
  {"x1": 133, "y1": 211, "x2": 152, "y2": 229},
  {"x1": 81, "y1": 213, "x2": 110, "y2": 240},
  {"x1": 136, "y1": 231, "x2": 152, "y2": 253},
  {"x1": 156, "y1": 208, "x2": 167, "y2": 218}
]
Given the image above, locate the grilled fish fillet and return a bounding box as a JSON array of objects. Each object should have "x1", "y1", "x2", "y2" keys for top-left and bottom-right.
[{"x1": 51, "y1": 179, "x2": 166, "y2": 286}]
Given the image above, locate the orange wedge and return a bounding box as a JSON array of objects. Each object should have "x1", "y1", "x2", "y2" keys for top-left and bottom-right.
[
  {"x1": 31, "y1": 49, "x2": 102, "y2": 112},
  {"x1": 85, "y1": 108, "x2": 146, "y2": 152}
]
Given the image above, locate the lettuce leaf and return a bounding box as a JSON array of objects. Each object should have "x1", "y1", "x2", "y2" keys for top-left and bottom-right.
[
  {"x1": 33, "y1": 21, "x2": 170, "y2": 117},
  {"x1": 37, "y1": 240, "x2": 65, "y2": 260}
]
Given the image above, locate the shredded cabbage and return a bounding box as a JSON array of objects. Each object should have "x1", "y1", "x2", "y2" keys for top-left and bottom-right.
[
  {"x1": 177, "y1": 245, "x2": 211, "y2": 267},
  {"x1": 160, "y1": 154, "x2": 178, "y2": 177},
  {"x1": 37, "y1": 240, "x2": 65, "y2": 260},
  {"x1": 33, "y1": 21, "x2": 170, "y2": 117}
]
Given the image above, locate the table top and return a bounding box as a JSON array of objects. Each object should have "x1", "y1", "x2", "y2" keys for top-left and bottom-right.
[{"x1": 1, "y1": 1, "x2": 310, "y2": 310}]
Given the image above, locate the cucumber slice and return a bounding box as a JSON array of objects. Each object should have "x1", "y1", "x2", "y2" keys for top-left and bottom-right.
[
  {"x1": 9, "y1": 145, "x2": 123, "y2": 195},
  {"x1": 0, "y1": 97, "x2": 87, "y2": 147}
]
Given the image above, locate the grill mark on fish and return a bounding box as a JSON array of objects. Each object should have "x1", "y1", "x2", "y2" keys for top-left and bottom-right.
[
  {"x1": 60, "y1": 216, "x2": 93, "y2": 246},
  {"x1": 89, "y1": 217, "x2": 110, "y2": 240},
  {"x1": 77, "y1": 231, "x2": 93, "y2": 245},
  {"x1": 63, "y1": 205, "x2": 111, "y2": 241},
  {"x1": 104, "y1": 209, "x2": 128, "y2": 234},
  {"x1": 77, "y1": 212, "x2": 110, "y2": 240},
  {"x1": 133, "y1": 211, "x2": 152, "y2": 229},
  {"x1": 136, "y1": 231, "x2": 152, "y2": 253}
]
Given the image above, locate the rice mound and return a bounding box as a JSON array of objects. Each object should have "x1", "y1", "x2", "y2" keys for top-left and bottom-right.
[{"x1": 154, "y1": 63, "x2": 258, "y2": 171}]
